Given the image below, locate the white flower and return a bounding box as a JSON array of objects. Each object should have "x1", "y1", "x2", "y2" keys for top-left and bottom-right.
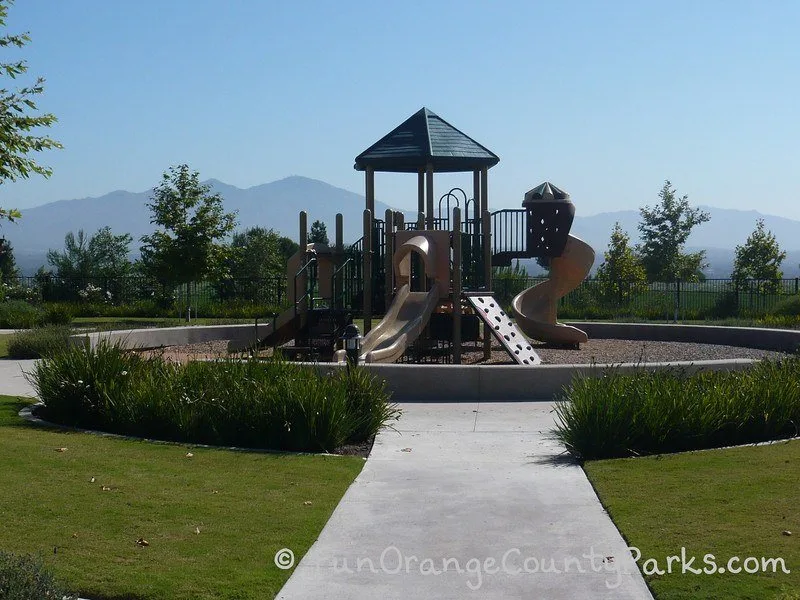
[
  {"x1": 77, "y1": 380, "x2": 84, "y2": 384},
  {"x1": 121, "y1": 371, "x2": 128, "y2": 376}
]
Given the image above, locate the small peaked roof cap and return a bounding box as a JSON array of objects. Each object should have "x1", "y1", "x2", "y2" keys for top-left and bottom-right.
[
  {"x1": 523, "y1": 182, "x2": 571, "y2": 204},
  {"x1": 354, "y1": 108, "x2": 499, "y2": 173}
]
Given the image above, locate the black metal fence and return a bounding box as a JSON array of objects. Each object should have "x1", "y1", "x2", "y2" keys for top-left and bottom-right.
[
  {"x1": 6, "y1": 274, "x2": 800, "y2": 320},
  {"x1": 493, "y1": 276, "x2": 800, "y2": 320},
  {"x1": 13, "y1": 275, "x2": 287, "y2": 309}
]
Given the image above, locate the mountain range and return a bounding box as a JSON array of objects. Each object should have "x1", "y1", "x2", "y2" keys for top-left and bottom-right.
[{"x1": 4, "y1": 175, "x2": 800, "y2": 278}]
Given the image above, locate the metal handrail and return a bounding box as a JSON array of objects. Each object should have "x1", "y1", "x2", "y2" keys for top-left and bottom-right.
[
  {"x1": 293, "y1": 254, "x2": 317, "y2": 320},
  {"x1": 331, "y1": 256, "x2": 354, "y2": 310},
  {"x1": 491, "y1": 208, "x2": 527, "y2": 257}
]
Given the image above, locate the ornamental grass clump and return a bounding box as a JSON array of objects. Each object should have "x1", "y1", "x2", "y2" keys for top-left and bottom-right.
[
  {"x1": 28, "y1": 342, "x2": 398, "y2": 452},
  {"x1": 7, "y1": 325, "x2": 73, "y2": 359},
  {"x1": 553, "y1": 358, "x2": 800, "y2": 460},
  {"x1": 0, "y1": 551, "x2": 76, "y2": 600}
]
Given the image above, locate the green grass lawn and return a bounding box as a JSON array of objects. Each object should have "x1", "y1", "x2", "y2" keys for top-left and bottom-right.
[
  {"x1": 585, "y1": 441, "x2": 799, "y2": 600},
  {"x1": 0, "y1": 395, "x2": 363, "y2": 600}
]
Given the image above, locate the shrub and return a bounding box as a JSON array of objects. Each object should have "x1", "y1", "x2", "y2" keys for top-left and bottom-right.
[
  {"x1": 0, "y1": 301, "x2": 44, "y2": 329},
  {"x1": 553, "y1": 359, "x2": 800, "y2": 460},
  {"x1": 771, "y1": 294, "x2": 800, "y2": 318},
  {"x1": 7, "y1": 326, "x2": 73, "y2": 359},
  {"x1": 28, "y1": 343, "x2": 399, "y2": 452},
  {"x1": 42, "y1": 303, "x2": 72, "y2": 325},
  {"x1": 0, "y1": 550, "x2": 76, "y2": 600},
  {"x1": 706, "y1": 289, "x2": 739, "y2": 319}
]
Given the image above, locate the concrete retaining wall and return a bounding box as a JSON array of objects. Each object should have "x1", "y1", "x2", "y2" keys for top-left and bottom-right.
[
  {"x1": 73, "y1": 324, "x2": 267, "y2": 350},
  {"x1": 72, "y1": 322, "x2": 795, "y2": 401},
  {"x1": 311, "y1": 359, "x2": 756, "y2": 401},
  {"x1": 569, "y1": 322, "x2": 800, "y2": 353}
]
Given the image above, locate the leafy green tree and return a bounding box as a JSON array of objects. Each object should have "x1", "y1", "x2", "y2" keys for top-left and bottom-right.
[
  {"x1": 278, "y1": 236, "x2": 300, "y2": 262},
  {"x1": 44, "y1": 227, "x2": 132, "y2": 302},
  {"x1": 0, "y1": 237, "x2": 18, "y2": 282},
  {"x1": 308, "y1": 220, "x2": 329, "y2": 245},
  {"x1": 229, "y1": 227, "x2": 283, "y2": 279},
  {"x1": 140, "y1": 165, "x2": 237, "y2": 285},
  {"x1": 214, "y1": 227, "x2": 285, "y2": 303},
  {"x1": 594, "y1": 223, "x2": 647, "y2": 306},
  {"x1": 0, "y1": 0, "x2": 62, "y2": 223},
  {"x1": 637, "y1": 180, "x2": 710, "y2": 282},
  {"x1": 46, "y1": 227, "x2": 132, "y2": 280},
  {"x1": 731, "y1": 219, "x2": 786, "y2": 293}
]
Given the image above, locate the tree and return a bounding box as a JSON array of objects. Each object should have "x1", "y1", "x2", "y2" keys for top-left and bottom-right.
[
  {"x1": 0, "y1": 237, "x2": 18, "y2": 282},
  {"x1": 46, "y1": 227, "x2": 132, "y2": 279},
  {"x1": 308, "y1": 220, "x2": 329, "y2": 245},
  {"x1": 214, "y1": 227, "x2": 285, "y2": 303},
  {"x1": 229, "y1": 227, "x2": 284, "y2": 280},
  {"x1": 139, "y1": 165, "x2": 237, "y2": 285},
  {"x1": 637, "y1": 180, "x2": 710, "y2": 282},
  {"x1": 0, "y1": 0, "x2": 62, "y2": 223},
  {"x1": 277, "y1": 235, "x2": 299, "y2": 262},
  {"x1": 594, "y1": 223, "x2": 647, "y2": 306},
  {"x1": 44, "y1": 227, "x2": 132, "y2": 301},
  {"x1": 731, "y1": 219, "x2": 786, "y2": 293}
]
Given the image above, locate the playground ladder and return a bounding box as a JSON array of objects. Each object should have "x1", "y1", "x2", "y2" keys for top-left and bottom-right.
[{"x1": 466, "y1": 295, "x2": 541, "y2": 366}]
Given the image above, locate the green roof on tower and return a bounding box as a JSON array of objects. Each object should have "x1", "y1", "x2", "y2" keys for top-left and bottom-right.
[{"x1": 354, "y1": 108, "x2": 499, "y2": 173}]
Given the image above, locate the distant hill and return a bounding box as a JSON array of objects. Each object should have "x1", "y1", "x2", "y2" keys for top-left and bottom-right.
[
  {"x1": 4, "y1": 176, "x2": 800, "y2": 277},
  {"x1": 4, "y1": 176, "x2": 397, "y2": 275}
]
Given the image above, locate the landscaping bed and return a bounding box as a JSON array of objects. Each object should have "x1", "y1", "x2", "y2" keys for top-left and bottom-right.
[
  {"x1": 28, "y1": 343, "x2": 400, "y2": 453},
  {"x1": 553, "y1": 357, "x2": 800, "y2": 459}
]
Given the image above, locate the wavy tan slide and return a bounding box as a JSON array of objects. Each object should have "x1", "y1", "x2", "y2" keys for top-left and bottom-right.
[
  {"x1": 358, "y1": 282, "x2": 442, "y2": 363},
  {"x1": 511, "y1": 234, "x2": 595, "y2": 346},
  {"x1": 335, "y1": 231, "x2": 448, "y2": 364}
]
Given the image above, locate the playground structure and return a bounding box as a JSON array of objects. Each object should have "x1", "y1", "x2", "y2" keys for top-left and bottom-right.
[{"x1": 229, "y1": 108, "x2": 595, "y2": 365}]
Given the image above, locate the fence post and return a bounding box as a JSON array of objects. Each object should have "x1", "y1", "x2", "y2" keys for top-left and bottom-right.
[{"x1": 674, "y1": 278, "x2": 680, "y2": 323}]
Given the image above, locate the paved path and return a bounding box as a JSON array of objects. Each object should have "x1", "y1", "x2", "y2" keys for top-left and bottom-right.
[
  {"x1": 277, "y1": 401, "x2": 653, "y2": 599},
  {"x1": 0, "y1": 359, "x2": 653, "y2": 598},
  {"x1": 0, "y1": 359, "x2": 38, "y2": 397}
]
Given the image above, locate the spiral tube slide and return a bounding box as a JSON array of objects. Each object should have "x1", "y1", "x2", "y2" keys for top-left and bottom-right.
[{"x1": 511, "y1": 234, "x2": 595, "y2": 346}]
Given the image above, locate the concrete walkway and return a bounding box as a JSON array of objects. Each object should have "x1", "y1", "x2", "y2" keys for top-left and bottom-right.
[
  {"x1": 0, "y1": 359, "x2": 652, "y2": 599},
  {"x1": 277, "y1": 401, "x2": 653, "y2": 599},
  {"x1": 0, "y1": 359, "x2": 38, "y2": 397}
]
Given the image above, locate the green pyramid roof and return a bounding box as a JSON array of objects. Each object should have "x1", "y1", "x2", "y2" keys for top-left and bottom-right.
[{"x1": 354, "y1": 108, "x2": 499, "y2": 173}]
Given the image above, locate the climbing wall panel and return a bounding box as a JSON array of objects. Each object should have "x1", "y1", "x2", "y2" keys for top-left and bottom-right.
[{"x1": 466, "y1": 295, "x2": 541, "y2": 366}]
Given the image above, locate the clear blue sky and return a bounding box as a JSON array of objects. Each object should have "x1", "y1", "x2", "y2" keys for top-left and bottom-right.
[{"x1": 1, "y1": 0, "x2": 799, "y2": 218}]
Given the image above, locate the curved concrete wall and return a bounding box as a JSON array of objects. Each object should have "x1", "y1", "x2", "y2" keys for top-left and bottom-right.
[
  {"x1": 73, "y1": 324, "x2": 267, "y2": 350},
  {"x1": 312, "y1": 359, "x2": 755, "y2": 402},
  {"x1": 72, "y1": 322, "x2": 796, "y2": 401},
  {"x1": 568, "y1": 322, "x2": 800, "y2": 353}
]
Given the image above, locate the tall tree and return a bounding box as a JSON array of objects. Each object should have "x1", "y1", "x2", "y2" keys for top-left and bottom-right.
[
  {"x1": 46, "y1": 227, "x2": 132, "y2": 280},
  {"x1": 277, "y1": 236, "x2": 300, "y2": 263},
  {"x1": 139, "y1": 165, "x2": 237, "y2": 285},
  {"x1": 214, "y1": 227, "x2": 285, "y2": 302},
  {"x1": 228, "y1": 227, "x2": 284, "y2": 280},
  {"x1": 594, "y1": 223, "x2": 647, "y2": 306},
  {"x1": 731, "y1": 219, "x2": 786, "y2": 293},
  {"x1": 637, "y1": 180, "x2": 710, "y2": 282},
  {"x1": 0, "y1": 0, "x2": 62, "y2": 223},
  {"x1": 0, "y1": 237, "x2": 18, "y2": 282},
  {"x1": 308, "y1": 220, "x2": 329, "y2": 245}
]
